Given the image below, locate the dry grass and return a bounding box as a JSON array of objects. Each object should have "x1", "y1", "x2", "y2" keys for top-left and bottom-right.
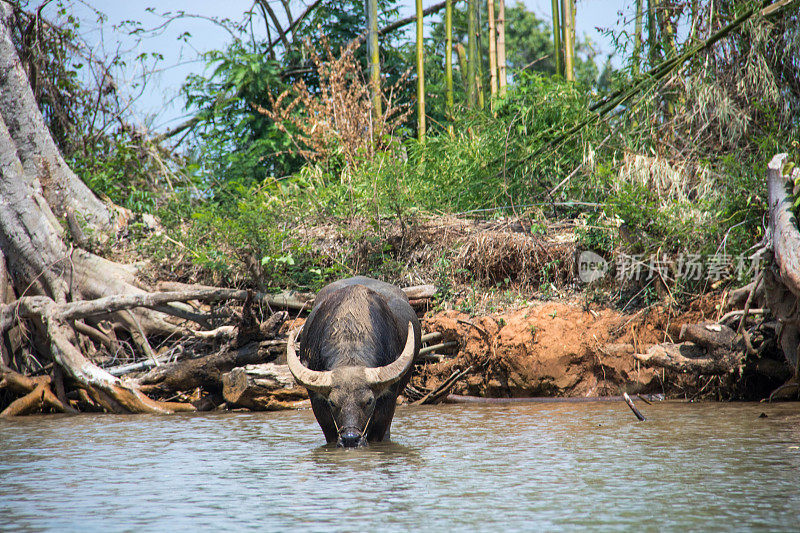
[
  {"x1": 616, "y1": 152, "x2": 716, "y2": 206},
  {"x1": 454, "y1": 230, "x2": 575, "y2": 288},
  {"x1": 296, "y1": 214, "x2": 578, "y2": 292},
  {"x1": 253, "y1": 37, "x2": 411, "y2": 168}
]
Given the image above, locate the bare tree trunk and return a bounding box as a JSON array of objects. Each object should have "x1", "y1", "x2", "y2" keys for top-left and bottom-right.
[
  {"x1": 765, "y1": 154, "x2": 800, "y2": 385},
  {"x1": 0, "y1": 4, "x2": 120, "y2": 234}
]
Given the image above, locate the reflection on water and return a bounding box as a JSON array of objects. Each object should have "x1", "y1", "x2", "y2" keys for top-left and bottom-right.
[
  {"x1": 309, "y1": 441, "x2": 424, "y2": 472},
  {"x1": 1, "y1": 402, "x2": 800, "y2": 531}
]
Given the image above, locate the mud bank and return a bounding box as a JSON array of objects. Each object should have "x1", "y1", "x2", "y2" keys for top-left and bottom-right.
[{"x1": 408, "y1": 296, "x2": 789, "y2": 401}]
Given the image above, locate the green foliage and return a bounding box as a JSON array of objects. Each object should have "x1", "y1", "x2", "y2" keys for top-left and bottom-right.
[
  {"x1": 50, "y1": 0, "x2": 796, "y2": 301},
  {"x1": 183, "y1": 41, "x2": 300, "y2": 187}
]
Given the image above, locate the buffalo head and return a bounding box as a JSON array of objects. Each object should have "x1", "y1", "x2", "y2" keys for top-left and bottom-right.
[{"x1": 287, "y1": 322, "x2": 415, "y2": 447}]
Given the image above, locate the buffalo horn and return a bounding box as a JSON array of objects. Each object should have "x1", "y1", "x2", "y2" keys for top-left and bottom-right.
[
  {"x1": 286, "y1": 325, "x2": 333, "y2": 393},
  {"x1": 364, "y1": 322, "x2": 416, "y2": 389}
]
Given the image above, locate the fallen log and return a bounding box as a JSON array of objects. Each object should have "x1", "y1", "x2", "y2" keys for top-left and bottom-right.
[
  {"x1": 444, "y1": 394, "x2": 665, "y2": 404},
  {"x1": 222, "y1": 363, "x2": 308, "y2": 410},
  {"x1": 135, "y1": 339, "x2": 285, "y2": 396},
  {"x1": 634, "y1": 323, "x2": 744, "y2": 375}
]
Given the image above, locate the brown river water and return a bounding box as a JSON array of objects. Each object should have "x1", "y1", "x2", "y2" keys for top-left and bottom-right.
[{"x1": 1, "y1": 401, "x2": 799, "y2": 532}]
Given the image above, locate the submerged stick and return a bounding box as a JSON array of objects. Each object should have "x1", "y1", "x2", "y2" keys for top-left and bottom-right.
[{"x1": 623, "y1": 392, "x2": 646, "y2": 421}]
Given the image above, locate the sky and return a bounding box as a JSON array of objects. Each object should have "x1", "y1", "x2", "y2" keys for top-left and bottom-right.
[{"x1": 67, "y1": 0, "x2": 632, "y2": 133}]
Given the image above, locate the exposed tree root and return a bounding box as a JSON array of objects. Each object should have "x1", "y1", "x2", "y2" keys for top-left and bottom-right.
[
  {"x1": 0, "y1": 289, "x2": 265, "y2": 414},
  {"x1": 0, "y1": 365, "x2": 75, "y2": 416}
]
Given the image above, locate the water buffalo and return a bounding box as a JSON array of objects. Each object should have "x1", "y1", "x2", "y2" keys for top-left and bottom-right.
[{"x1": 286, "y1": 276, "x2": 420, "y2": 447}]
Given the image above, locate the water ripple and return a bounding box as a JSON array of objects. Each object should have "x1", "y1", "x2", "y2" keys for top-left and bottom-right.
[{"x1": 1, "y1": 402, "x2": 799, "y2": 531}]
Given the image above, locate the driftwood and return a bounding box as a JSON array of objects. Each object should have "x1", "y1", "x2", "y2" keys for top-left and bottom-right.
[
  {"x1": 135, "y1": 340, "x2": 285, "y2": 396},
  {"x1": 222, "y1": 363, "x2": 308, "y2": 410},
  {"x1": 634, "y1": 323, "x2": 744, "y2": 375}
]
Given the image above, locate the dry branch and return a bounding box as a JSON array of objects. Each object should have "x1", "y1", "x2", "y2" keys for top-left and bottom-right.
[
  {"x1": 634, "y1": 323, "x2": 744, "y2": 375},
  {"x1": 135, "y1": 339, "x2": 286, "y2": 396},
  {"x1": 412, "y1": 365, "x2": 473, "y2": 405},
  {"x1": 622, "y1": 392, "x2": 646, "y2": 421},
  {"x1": 418, "y1": 341, "x2": 458, "y2": 356}
]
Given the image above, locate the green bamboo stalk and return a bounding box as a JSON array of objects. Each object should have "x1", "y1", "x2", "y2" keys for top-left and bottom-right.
[
  {"x1": 487, "y1": 0, "x2": 498, "y2": 101},
  {"x1": 561, "y1": 0, "x2": 574, "y2": 81},
  {"x1": 633, "y1": 0, "x2": 643, "y2": 75},
  {"x1": 416, "y1": 0, "x2": 425, "y2": 140},
  {"x1": 467, "y1": 0, "x2": 477, "y2": 108},
  {"x1": 502, "y1": 0, "x2": 777, "y2": 174},
  {"x1": 647, "y1": 0, "x2": 659, "y2": 67},
  {"x1": 455, "y1": 42, "x2": 468, "y2": 95},
  {"x1": 496, "y1": 0, "x2": 507, "y2": 96},
  {"x1": 658, "y1": 0, "x2": 676, "y2": 119},
  {"x1": 658, "y1": 0, "x2": 675, "y2": 60},
  {"x1": 366, "y1": 0, "x2": 381, "y2": 120},
  {"x1": 475, "y1": 0, "x2": 484, "y2": 109},
  {"x1": 551, "y1": 0, "x2": 561, "y2": 76},
  {"x1": 445, "y1": 0, "x2": 454, "y2": 136}
]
